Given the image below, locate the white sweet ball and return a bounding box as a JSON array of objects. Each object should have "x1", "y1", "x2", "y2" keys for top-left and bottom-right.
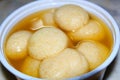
[
  {"x1": 68, "y1": 20, "x2": 105, "y2": 42},
  {"x1": 76, "y1": 40, "x2": 109, "y2": 70},
  {"x1": 28, "y1": 27, "x2": 69, "y2": 60},
  {"x1": 39, "y1": 48, "x2": 89, "y2": 79},
  {"x1": 42, "y1": 9, "x2": 56, "y2": 26},
  {"x1": 6, "y1": 30, "x2": 32, "y2": 60},
  {"x1": 20, "y1": 56, "x2": 40, "y2": 77},
  {"x1": 55, "y1": 4, "x2": 89, "y2": 31}
]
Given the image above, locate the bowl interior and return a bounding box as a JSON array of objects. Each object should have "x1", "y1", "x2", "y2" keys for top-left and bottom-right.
[{"x1": 0, "y1": 0, "x2": 119, "y2": 80}]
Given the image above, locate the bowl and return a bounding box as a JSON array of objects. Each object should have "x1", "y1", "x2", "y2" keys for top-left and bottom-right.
[{"x1": 0, "y1": 0, "x2": 120, "y2": 80}]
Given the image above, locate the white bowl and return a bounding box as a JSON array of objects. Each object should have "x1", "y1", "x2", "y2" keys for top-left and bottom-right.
[{"x1": 0, "y1": 0, "x2": 120, "y2": 80}]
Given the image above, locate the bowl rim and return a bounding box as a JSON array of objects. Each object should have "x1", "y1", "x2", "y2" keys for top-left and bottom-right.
[{"x1": 0, "y1": 0, "x2": 120, "y2": 80}]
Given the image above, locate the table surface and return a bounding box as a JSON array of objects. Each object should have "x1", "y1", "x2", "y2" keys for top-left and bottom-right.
[{"x1": 0, "y1": 0, "x2": 120, "y2": 80}]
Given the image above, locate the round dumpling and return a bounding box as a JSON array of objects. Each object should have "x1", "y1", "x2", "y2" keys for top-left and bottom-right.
[
  {"x1": 76, "y1": 40, "x2": 109, "y2": 70},
  {"x1": 68, "y1": 20, "x2": 105, "y2": 42},
  {"x1": 28, "y1": 27, "x2": 69, "y2": 60},
  {"x1": 6, "y1": 30, "x2": 32, "y2": 60},
  {"x1": 20, "y1": 56, "x2": 40, "y2": 77},
  {"x1": 39, "y1": 48, "x2": 89, "y2": 79},
  {"x1": 54, "y1": 4, "x2": 89, "y2": 31},
  {"x1": 42, "y1": 9, "x2": 57, "y2": 26},
  {"x1": 30, "y1": 19, "x2": 45, "y2": 30},
  {"x1": 30, "y1": 18, "x2": 56, "y2": 31}
]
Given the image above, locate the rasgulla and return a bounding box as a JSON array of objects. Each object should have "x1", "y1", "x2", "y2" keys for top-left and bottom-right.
[
  {"x1": 54, "y1": 4, "x2": 89, "y2": 31},
  {"x1": 28, "y1": 27, "x2": 69, "y2": 60},
  {"x1": 20, "y1": 56, "x2": 40, "y2": 77},
  {"x1": 68, "y1": 20, "x2": 105, "y2": 42},
  {"x1": 42, "y1": 9, "x2": 57, "y2": 26},
  {"x1": 76, "y1": 40, "x2": 109, "y2": 70},
  {"x1": 30, "y1": 19, "x2": 45, "y2": 30},
  {"x1": 39, "y1": 48, "x2": 89, "y2": 79},
  {"x1": 6, "y1": 30, "x2": 32, "y2": 60}
]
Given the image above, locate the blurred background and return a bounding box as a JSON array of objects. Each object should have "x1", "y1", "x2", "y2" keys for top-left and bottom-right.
[{"x1": 0, "y1": 0, "x2": 120, "y2": 80}]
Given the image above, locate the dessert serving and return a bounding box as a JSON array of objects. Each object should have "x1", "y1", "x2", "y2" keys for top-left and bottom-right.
[{"x1": 4, "y1": 4, "x2": 113, "y2": 79}]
